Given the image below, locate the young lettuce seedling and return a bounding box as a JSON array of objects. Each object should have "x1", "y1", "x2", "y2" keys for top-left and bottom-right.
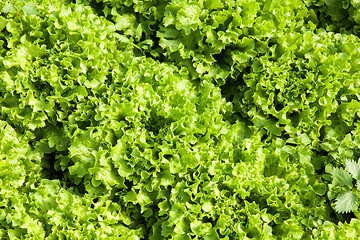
[{"x1": 326, "y1": 159, "x2": 360, "y2": 215}]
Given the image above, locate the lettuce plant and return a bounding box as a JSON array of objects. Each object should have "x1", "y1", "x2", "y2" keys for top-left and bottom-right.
[{"x1": 2, "y1": 0, "x2": 360, "y2": 239}]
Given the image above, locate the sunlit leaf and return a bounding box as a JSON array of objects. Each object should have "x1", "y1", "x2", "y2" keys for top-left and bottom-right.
[{"x1": 335, "y1": 191, "x2": 358, "y2": 214}]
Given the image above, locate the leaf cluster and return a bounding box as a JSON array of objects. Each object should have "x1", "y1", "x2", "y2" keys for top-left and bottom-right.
[
  {"x1": 326, "y1": 160, "x2": 360, "y2": 214},
  {"x1": 2, "y1": 0, "x2": 360, "y2": 239},
  {"x1": 2, "y1": 0, "x2": 38, "y2": 16}
]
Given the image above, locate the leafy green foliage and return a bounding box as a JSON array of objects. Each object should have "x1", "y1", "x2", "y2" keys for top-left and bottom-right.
[
  {"x1": 327, "y1": 159, "x2": 360, "y2": 214},
  {"x1": 346, "y1": 159, "x2": 360, "y2": 179},
  {"x1": 2, "y1": 0, "x2": 38, "y2": 16},
  {"x1": 1, "y1": 0, "x2": 360, "y2": 239},
  {"x1": 335, "y1": 191, "x2": 358, "y2": 214},
  {"x1": 332, "y1": 167, "x2": 353, "y2": 186}
]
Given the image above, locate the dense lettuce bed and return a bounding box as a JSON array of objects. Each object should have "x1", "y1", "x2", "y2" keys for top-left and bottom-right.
[{"x1": 2, "y1": 0, "x2": 360, "y2": 239}]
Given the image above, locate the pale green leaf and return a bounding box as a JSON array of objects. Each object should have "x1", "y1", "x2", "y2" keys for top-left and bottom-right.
[
  {"x1": 332, "y1": 167, "x2": 353, "y2": 186},
  {"x1": 335, "y1": 191, "x2": 358, "y2": 214},
  {"x1": 22, "y1": 2, "x2": 38, "y2": 15},
  {"x1": 2, "y1": 4, "x2": 15, "y2": 13},
  {"x1": 345, "y1": 159, "x2": 360, "y2": 180}
]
